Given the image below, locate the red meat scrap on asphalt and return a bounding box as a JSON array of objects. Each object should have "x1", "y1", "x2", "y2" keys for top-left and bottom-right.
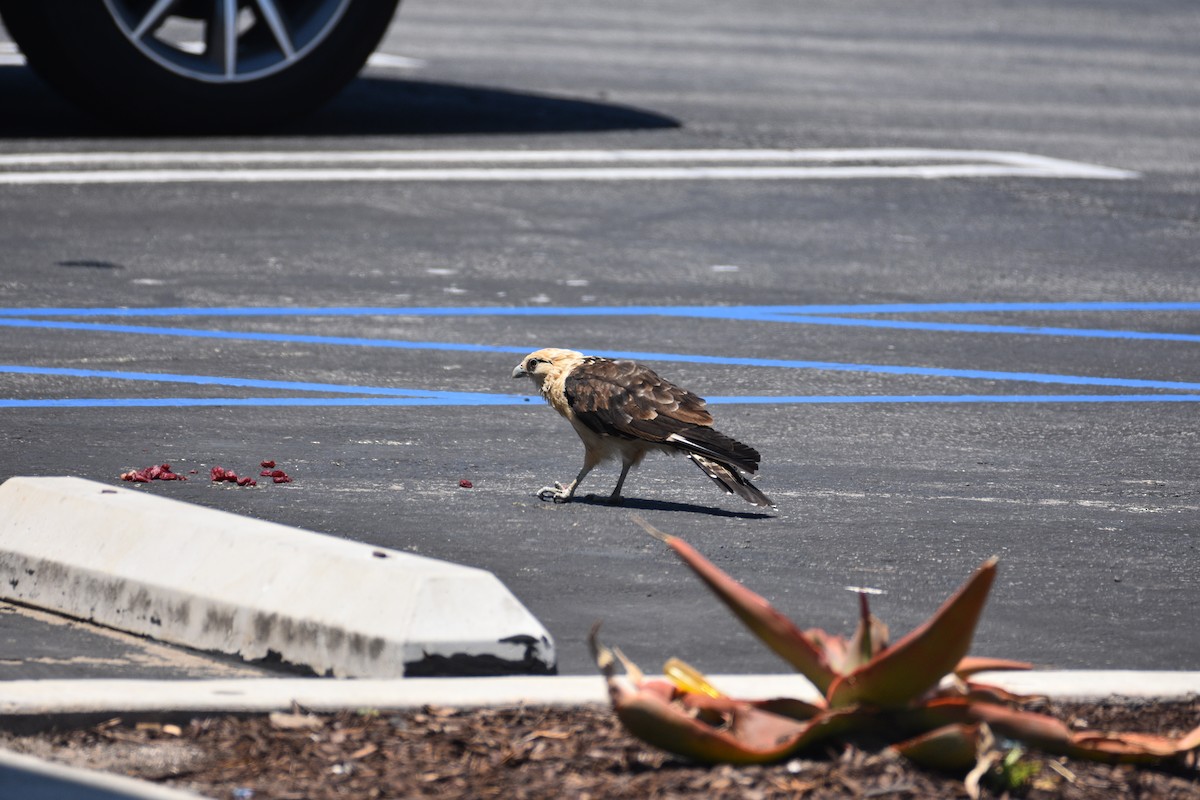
[
  {"x1": 121, "y1": 464, "x2": 187, "y2": 483},
  {"x1": 260, "y1": 468, "x2": 292, "y2": 483},
  {"x1": 211, "y1": 460, "x2": 293, "y2": 486},
  {"x1": 210, "y1": 466, "x2": 255, "y2": 486},
  {"x1": 124, "y1": 461, "x2": 289, "y2": 487}
]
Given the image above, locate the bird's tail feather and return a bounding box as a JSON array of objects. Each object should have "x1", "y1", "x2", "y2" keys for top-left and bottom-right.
[
  {"x1": 664, "y1": 428, "x2": 760, "y2": 474},
  {"x1": 686, "y1": 454, "x2": 774, "y2": 508}
]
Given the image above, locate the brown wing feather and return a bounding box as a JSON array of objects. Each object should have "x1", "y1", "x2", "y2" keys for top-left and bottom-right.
[
  {"x1": 565, "y1": 358, "x2": 708, "y2": 434},
  {"x1": 564, "y1": 358, "x2": 760, "y2": 473}
]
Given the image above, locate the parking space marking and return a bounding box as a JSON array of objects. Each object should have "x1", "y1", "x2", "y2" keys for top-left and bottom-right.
[
  {"x1": 5, "y1": 395, "x2": 1198, "y2": 409},
  {"x1": 0, "y1": 364, "x2": 527, "y2": 405},
  {"x1": 3, "y1": 301, "x2": 1194, "y2": 342},
  {"x1": 1, "y1": 317, "x2": 1197, "y2": 393},
  {"x1": 0, "y1": 148, "x2": 1138, "y2": 184},
  {"x1": 0, "y1": 43, "x2": 425, "y2": 69},
  {"x1": 6, "y1": 301, "x2": 1194, "y2": 314},
  {"x1": 1, "y1": 303, "x2": 1196, "y2": 407}
]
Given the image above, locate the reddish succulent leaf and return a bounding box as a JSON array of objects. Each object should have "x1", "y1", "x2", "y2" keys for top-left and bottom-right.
[
  {"x1": 890, "y1": 723, "x2": 982, "y2": 772},
  {"x1": 592, "y1": 625, "x2": 807, "y2": 763},
  {"x1": 675, "y1": 691, "x2": 827, "y2": 726},
  {"x1": 750, "y1": 696, "x2": 826, "y2": 721},
  {"x1": 961, "y1": 682, "x2": 1039, "y2": 707},
  {"x1": 844, "y1": 593, "x2": 890, "y2": 674},
  {"x1": 611, "y1": 679, "x2": 871, "y2": 765},
  {"x1": 827, "y1": 558, "x2": 998, "y2": 709},
  {"x1": 958, "y1": 702, "x2": 1199, "y2": 764},
  {"x1": 611, "y1": 688, "x2": 807, "y2": 764},
  {"x1": 954, "y1": 656, "x2": 1032, "y2": 679},
  {"x1": 902, "y1": 696, "x2": 976, "y2": 731},
  {"x1": 1068, "y1": 731, "x2": 1184, "y2": 762},
  {"x1": 964, "y1": 701, "x2": 1072, "y2": 751},
  {"x1": 804, "y1": 628, "x2": 848, "y2": 673},
  {"x1": 591, "y1": 623, "x2": 859, "y2": 764},
  {"x1": 633, "y1": 517, "x2": 838, "y2": 693}
]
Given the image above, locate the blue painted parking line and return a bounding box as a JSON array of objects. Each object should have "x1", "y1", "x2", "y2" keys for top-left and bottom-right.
[
  {"x1": 740, "y1": 313, "x2": 1200, "y2": 342},
  {"x1": 0, "y1": 367, "x2": 530, "y2": 410},
  {"x1": 3, "y1": 302, "x2": 1198, "y2": 342},
  {"x1": 4, "y1": 300, "x2": 1200, "y2": 315},
  {"x1": 1, "y1": 304, "x2": 1196, "y2": 408},
  {"x1": 2, "y1": 318, "x2": 1198, "y2": 392},
  {"x1": 0, "y1": 364, "x2": 526, "y2": 401},
  {"x1": 4, "y1": 395, "x2": 1199, "y2": 409},
  {"x1": 705, "y1": 394, "x2": 1200, "y2": 405},
  {"x1": 0, "y1": 316, "x2": 526, "y2": 355},
  {"x1": 0, "y1": 396, "x2": 533, "y2": 408}
]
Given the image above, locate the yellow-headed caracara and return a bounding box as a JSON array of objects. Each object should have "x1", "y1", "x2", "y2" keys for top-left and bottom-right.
[{"x1": 511, "y1": 348, "x2": 772, "y2": 507}]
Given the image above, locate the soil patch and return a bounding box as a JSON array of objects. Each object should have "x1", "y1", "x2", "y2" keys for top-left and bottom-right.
[{"x1": 2, "y1": 699, "x2": 1197, "y2": 799}]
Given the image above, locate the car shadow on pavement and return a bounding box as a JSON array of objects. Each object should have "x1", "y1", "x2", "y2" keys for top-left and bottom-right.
[
  {"x1": 300, "y1": 77, "x2": 680, "y2": 136},
  {"x1": 0, "y1": 68, "x2": 679, "y2": 137}
]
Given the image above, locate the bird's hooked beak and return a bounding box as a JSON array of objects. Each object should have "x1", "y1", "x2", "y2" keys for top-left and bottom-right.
[{"x1": 511, "y1": 363, "x2": 527, "y2": 379}]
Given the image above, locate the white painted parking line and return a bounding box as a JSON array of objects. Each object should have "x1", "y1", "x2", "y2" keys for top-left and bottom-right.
[
  {"x1": 0, "y1": 148, "x2": 1138, "y2": 184},
  {"x1": 0, "y1": 42, "x2": 23, "y2": 66},
  {"x1": 0, "y1": 43, "x2": 423, "y2": 70},
  {"x1": 0, "y1": 147, "x2": 1132, "y2": 166},
  {"x1": 366, "y1": 52, "x2": 426, "y2": 70}
]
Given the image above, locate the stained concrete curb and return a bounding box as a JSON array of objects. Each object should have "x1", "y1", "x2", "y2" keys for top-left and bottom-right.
[
  {"x1": 2, "y1": 672, "x2": 1198, "y2": 722},
  {"x1": 0, "y1": 747, "x2": 208, "y2": 800},
  {"x1": 0, "y1": 476, "x2": 554, "y2": 678}
]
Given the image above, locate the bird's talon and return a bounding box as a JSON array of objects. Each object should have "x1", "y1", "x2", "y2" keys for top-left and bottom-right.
[{"x1": 537, "y1": 485, "x2": 571, "y2": 503}]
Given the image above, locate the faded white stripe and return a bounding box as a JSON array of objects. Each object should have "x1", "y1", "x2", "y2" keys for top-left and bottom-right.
[{"x1": 0, "y1": 149, "x2": 1139, "y2": 184}]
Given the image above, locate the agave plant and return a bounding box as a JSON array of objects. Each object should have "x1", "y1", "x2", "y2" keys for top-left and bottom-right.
[{"x1": 591, "y1": 518, "x2": 1200, "y2": 773}]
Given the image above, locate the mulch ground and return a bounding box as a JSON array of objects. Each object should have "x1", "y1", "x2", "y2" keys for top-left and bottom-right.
[{"x1": 3, "y1": 699, "x2": 1197, "y2": 799}]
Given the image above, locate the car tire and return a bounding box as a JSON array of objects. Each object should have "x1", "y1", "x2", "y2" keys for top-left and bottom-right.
[{"x1": 0, "y1": 0, "x2": 402, "y2": 132}]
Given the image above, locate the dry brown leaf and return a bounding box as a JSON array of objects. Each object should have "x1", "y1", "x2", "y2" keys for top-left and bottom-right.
[
  {"x1": 269, "y1": 711, "x2": 326, "y2": 731},
  {"x1": 349, "y1": 743, "x2": 379, "y2": 760}
]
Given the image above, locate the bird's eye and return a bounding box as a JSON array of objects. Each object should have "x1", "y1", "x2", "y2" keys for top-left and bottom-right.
[{"x1": 526, "y1": 359, "x2": 540, "y2": 370}]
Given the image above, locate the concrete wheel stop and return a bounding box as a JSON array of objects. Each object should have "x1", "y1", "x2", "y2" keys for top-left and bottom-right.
[{"x1": 0, "y1": 476, "x2": 555, "y2": 679}]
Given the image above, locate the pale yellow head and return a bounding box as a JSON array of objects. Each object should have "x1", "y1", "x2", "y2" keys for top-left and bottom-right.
[{"x1": 511, "y1": 348, "x2": 585, "y2": 389}]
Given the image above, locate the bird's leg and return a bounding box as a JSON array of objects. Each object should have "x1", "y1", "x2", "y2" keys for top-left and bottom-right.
[
  {"x1": 604, "y1": 460, "x2": 635, "y2": 505},
  {"x1": 538, "y1": 452, "x2": 599, "y2": 504}
]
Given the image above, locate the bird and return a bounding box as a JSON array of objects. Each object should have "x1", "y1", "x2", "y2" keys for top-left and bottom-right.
[{"x1": 511, "y1": 348, "x2": 772, "y2": 507}]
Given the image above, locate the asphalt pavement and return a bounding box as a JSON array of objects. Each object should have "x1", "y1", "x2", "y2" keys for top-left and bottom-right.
[{"x1": 1, "y1": 0, "x2": 1198, "y2": 682}]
